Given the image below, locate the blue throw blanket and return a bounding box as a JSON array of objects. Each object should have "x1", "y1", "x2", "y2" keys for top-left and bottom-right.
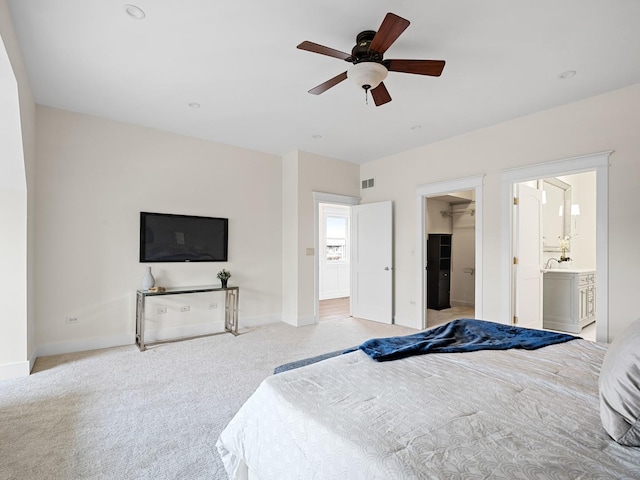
[{"x1": 352, "y1": 318, "x2": 577, "y2": 362}]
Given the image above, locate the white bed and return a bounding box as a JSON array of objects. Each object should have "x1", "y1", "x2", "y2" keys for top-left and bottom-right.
[{"x1": 217, "y1": 334, "x2": 640, "y2": 479}]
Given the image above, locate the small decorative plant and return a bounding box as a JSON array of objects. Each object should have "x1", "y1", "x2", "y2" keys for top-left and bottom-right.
[
  {"x1": 558, "y1": 235, "x2": 575, "y2": 262},
  {"x1": 217, "y1": 269, "x2": 231, "y2": 287}
]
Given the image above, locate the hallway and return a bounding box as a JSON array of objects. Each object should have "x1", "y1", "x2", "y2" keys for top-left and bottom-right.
[{"x1": 319, "y1": 297, "x2": 350, "y2": 322}]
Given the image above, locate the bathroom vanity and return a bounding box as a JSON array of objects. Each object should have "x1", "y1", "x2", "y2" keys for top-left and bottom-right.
[{"x1": 542, "y1": 269, "x2": 596, "y2": 334}]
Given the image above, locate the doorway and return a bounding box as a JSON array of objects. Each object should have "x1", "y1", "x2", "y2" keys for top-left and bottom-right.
[
  {"x1": 318, "y1": 203, "x2": 351, "y2": 321},
  {"x1": 514, "y1": 171, "x2": 597, "y2": 339},
  {"x1": 503, "y1": 151, "x2": 611, "y2": 342},
  {"x1": 313, "y1": 192, "x2": 359, "y2": 323},
  {"x1": 425, "y1": 192, "x2": 476, "y2": 328},
  {"x1": 417, "y1": 175, "x2": 484, "y2": 330},
  {"x1": 314, "y1": 193, "x2": 394, "y2": 325}
]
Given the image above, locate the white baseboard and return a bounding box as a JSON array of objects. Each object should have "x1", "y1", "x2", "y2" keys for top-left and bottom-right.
[
  {"x1": 240, "y1": 313, "x2": 281, "y2": 328},
  {"x1": 29, "y1": 348, "x2": 38, "y2": 373},
  {"x1": 146, "y1": 322, "x2": 225, "y2": 343},
  {"x1": 296, "y1": 315, "x2": 316, "y2": 327},
  {"x1": 1, "y1": 348, "x2": 63, "y2": 379},
  {"x1": 0, "y1": 360, "x2": 31, "y2": 381},
  {"x1": 145, "y1": 314, "x2": 279, "y2": 340},
  {"x1": 281, "y1": 314, "x2": 297, "y2": 327},
  {"x1": 37, "y1": 333, "x2": 134, "y2": 358},
  {"x1": 36, "y1": 314, "x2": 282, "y2": 357},
  {"x1": 393, "y1": 315, "x2": 420, "y2": 330},
  {"x1": 280, "y1": 314, "x2": 316, "y2": 327}
]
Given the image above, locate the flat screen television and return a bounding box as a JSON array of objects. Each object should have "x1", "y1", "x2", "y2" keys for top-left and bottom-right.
[{"x1": 140, "y1": 212, "x2": 228, "y2": 262}]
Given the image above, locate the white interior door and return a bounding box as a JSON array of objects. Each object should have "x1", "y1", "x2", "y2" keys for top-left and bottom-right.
[
  {"x1": 514, "y1": 184, "x2": 543, "y2": 329},
  {"x1": 351, "y1": 201, "x2": 393, "y2": 324}
]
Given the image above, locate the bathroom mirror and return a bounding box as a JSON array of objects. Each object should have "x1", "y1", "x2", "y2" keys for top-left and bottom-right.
[{"x1": 540, "y1": 177, "x2": 571, "y2": 252}]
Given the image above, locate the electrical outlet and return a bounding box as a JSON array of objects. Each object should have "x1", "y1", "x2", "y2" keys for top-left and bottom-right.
[
  {"x1": 66, "y1": 316, "x2": 79, "y2": 324},
  {"x1": 180, "y1": 305, "x2": 190, "y2": 312},
  {"x1": 157, "y1": 307, "x2": 167, "y2": 314},
  {"x1": 209, "y1": 303, "x2": 218, "y2": 309}
]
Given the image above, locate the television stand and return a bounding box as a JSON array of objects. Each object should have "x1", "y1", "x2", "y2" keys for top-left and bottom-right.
[{"x1": 135, "y1": 285, "x2": 239, "y2": 351}]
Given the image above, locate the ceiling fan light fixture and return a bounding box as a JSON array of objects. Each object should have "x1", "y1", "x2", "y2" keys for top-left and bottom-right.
[{"x1": 347, "y1": 62, "x2": 388, "y2": 90}]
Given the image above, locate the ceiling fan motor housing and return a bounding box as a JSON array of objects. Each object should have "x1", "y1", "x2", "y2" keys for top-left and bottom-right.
[
  {"x1": 351, "y1": 30, "x2": 383, "y2": 64},
  {"x1": 347, "y1": 30, "x2": 387, "y2": 90}
]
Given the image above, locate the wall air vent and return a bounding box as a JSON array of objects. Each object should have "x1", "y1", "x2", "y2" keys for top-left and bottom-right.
[{"x1": 361, "y1": 178, "x2": 375, "y2": 189}]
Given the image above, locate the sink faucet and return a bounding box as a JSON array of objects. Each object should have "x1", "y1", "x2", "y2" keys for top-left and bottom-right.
[{"x1": 544, "y1": 258, "x2": 559, "y2": 269}]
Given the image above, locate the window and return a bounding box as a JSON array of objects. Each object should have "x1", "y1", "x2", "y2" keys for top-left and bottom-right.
[{"x1": 325, "y1": 215, "x2": 348, "y2": 263}]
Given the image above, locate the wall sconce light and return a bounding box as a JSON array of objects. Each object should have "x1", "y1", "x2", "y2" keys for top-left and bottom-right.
[
  {"x1": 570, "y1": 204, "x2": 580, "y2": 216},
  {"x1": 569, "y1": 203, "x2": 580, "y2": 233}
]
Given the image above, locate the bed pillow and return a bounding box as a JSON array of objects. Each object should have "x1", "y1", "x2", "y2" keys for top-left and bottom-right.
[{"x1": 599, "y1": 318, "x2": 640, "y2": 446}]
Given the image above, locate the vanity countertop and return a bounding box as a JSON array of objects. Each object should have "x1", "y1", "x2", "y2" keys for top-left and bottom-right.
[{"x1": 542, "y1": 268, "x2": 596, "y2": 274}]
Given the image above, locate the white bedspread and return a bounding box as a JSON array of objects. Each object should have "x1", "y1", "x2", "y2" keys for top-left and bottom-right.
[{"x1": 217, "y1": 339, "x2": 640, "y2": 479}]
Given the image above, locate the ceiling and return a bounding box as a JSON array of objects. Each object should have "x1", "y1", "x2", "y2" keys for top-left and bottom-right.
[{"x1": 7, "y1": 0, "x2": 640, "y2": 164}]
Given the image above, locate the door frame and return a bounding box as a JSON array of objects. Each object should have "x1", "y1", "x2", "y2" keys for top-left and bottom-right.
[
  {"x1": 313, "y1": 192, "x2": 360, "y2": 322},
  {"x1": 500, "y1": 151, "x2": 611, "y2": 342},
  {"x1": 416, "y1": 175, "x2": 485, "y2": 330}
]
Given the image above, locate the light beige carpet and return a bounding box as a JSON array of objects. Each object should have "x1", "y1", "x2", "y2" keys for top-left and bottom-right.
[{"x1": 0, "y1": 318, "x2": 415, "y2": 480}]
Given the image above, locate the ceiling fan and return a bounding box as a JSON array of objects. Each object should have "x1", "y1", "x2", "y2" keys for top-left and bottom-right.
[{"x1": 297, "y1": 12, "x2": 446, "y2": 106}]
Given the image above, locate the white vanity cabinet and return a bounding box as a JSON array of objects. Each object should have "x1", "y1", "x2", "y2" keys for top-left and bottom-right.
[{"x1": 543, "y1": 269, "x2": 596, "y2": 334}]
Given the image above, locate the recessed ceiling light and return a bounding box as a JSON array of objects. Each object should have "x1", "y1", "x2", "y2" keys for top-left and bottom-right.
[
  {"x1": 312, "y1": 134, "x2": 322, "y2": 139},
  {"x1": 124, "y1": 5, "x2": 146, "y2": 20},
  {"x1": 559, "y1": 70, "x2": 576, "y2": 79},
  {"x1": 188, "y1": 102, "x2": 201, "y2": 109},
  {"x1": 410, "y1": 125, "x2": 422, "y2": 130}
]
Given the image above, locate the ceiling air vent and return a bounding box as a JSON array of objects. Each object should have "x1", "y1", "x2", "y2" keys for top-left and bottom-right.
[{"x1": 361, "y1": 178, "x2": 375, "y2": 189}]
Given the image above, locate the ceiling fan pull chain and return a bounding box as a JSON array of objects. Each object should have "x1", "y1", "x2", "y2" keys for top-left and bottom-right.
[{"x1": 365, "y1": 88, "x2": 369, "y2": 105}]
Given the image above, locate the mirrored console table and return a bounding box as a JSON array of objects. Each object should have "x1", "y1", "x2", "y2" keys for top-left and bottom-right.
[{"x1": 135, "y1": 285, "x2": 239, "y2": 351}]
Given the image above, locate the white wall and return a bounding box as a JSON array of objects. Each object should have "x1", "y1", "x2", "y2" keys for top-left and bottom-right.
[
  {"x1": 0, "y1": 0, "x2": 36, "y2": 380},
  {"x1": 361, "y1": 83, "x2": 640, "y2": 340},
  {"x1": 0, "y1": 188, "x2": 27, "y2": 377},
  {"x1": 281, "y1": 151, "x2": 299, "y2": 325},
  {"x1": 35, "y1": 106, "x2": 283, "y2": 354},
  {"x1": 0, "y1": 33, "x2": 27, "y2": 379},
  {"x1": 297, "y1": 151, "x2": 360, "y2": 321},
  {"x1": 281, "y1": 150, "x2": 360, "y2": 326}
]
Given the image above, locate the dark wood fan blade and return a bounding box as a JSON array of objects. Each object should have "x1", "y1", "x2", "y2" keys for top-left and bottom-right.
[
  {"x1": 371, "y1": 82, "x2": 392, "y2": 106},
  {"x1": 308, "y1": 71, "x2": 348, "y2": 95},
  {"x1": 369, "y1": 13, "x2": 410, "y2": 54},
  {"x1": 297, "y1": 41, "x2": 351, "y2": 61},
  {"x1": 385, "y1": 59, "x2": 446, "y2": 76}
]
